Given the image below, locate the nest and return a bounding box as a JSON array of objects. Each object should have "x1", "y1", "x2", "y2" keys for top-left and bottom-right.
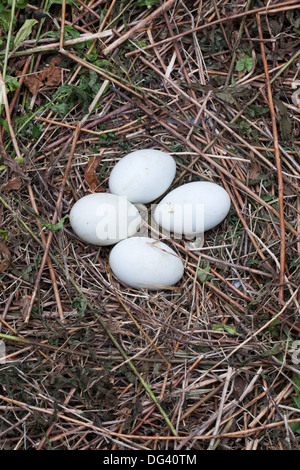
[{"x1": 0, "y1": 0, "x2": 299, "y2": 451}]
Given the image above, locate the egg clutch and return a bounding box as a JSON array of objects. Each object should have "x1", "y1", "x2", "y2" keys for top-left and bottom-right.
[{"x1": 70, "y1": 149, "x2": 231, "y2": 290}]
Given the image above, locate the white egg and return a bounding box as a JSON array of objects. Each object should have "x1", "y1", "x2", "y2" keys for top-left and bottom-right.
[
  {"x1": 109, "y1": 237, "x2": 184, "y2": 290},
  {"x1": 153, "y1": 181, "x2": 231, "y2": 237},
  {"x1": 70, "y1": 193, "x2": 141, "y2": 245},
  {"x1": 109, "y1": 149, "x2": 176, "y2": 204}
]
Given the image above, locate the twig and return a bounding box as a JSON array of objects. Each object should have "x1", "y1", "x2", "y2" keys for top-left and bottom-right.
[
  {"x1": 23, "y1": 123, "x2": 81, "y2": 322},
  {"x1": 256, "y1": 13, "x2": 286, "y2": 302},
  {"x1": 27, "y1": 185, "x2": 65, "y2": 323},
  {"x1": 0, "y1": 333, "x2": 89, "y2": 357},
  {"x1": 207, "y1": 366, "x2": 234, "y2": 450},
  {"x1": 6, "y1": 30, "x2": 113, "y2": 56},
  {"x1": 59, "y1": 48, "x2": 144, "y2": 98},
  {"x1": 102, "y1": 0, "x2": 177, "y2": 55},
  {"x1": 59, "y1": 0, "x2": 66, "y2": 49},
  {"x1": 111, "y1": 282, "x2": 171, "y2": 367},
  {"x1": 132, "y1": 87, "x2": 297, "y2": 236},
  {"x1": 2, "y1": 0, "x2": 16, "y2": 79},
  {"x1": 224, "y1": 0, "x2": 253, "y2": 87},
  {"x1": 0, "y1": 70, "x2": 22, "y2": 160},
  {"x1": 125, "y1": 1, "x2": 300, "y2": 57}
]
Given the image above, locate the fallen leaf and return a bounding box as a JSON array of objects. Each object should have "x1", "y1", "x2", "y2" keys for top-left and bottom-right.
[
  {"x1": 15, "y1": 296, "x2": 35, "y2": 320},
  {"x1": 41, "y1": 56, "x2": 62, "y2": 87},
  {"x1": 234, "y1": 375, "x2": 247, "y2": 399},
  {"x1": 84, "y1": 155, "x2": 104, "y2": 192},
  {"x1": 215, "y1": 84, "x2": 252, "y2": 105},
  {"x1": 248, "y1": 161, "x2": 262, "y2": 183},
  {"x1": 274, "y1": 97, "x2": 292, "y2": 142},
  {"x1": 212, "y1": 323, "x2": 241, "y2": 335},
  {"x1": 14, "y1": 57, "x2": 27, "y2": 69},
  {"x1": 0, "y1": 240, "x2": 11, "y2": 273},
  {"x1": 215, "y1": 89, "x2": 237, "y2": 105},
  {"x1": 1, "y1": 176, "x2": 22, "y2": 192},
  {"x1": 292, "y1": 88, "x2": 300, "y2": 109},
  {"x1": 22, "y1": 74, "x2": 42, "y2": 95},
  {"x1": 14, "y1": 19, "x2": 38, "y2": 48},
  {"x1": 0, "y1": 142, "x2": 29, "y2": 180},
  {"x1": 17, "y1": 56, "x2": 62, "y2": 95}
]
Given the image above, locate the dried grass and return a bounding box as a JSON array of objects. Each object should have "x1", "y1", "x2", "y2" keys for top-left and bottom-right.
[{"x1": 0, "y1": 0, "x2": 299, "y2": 450}]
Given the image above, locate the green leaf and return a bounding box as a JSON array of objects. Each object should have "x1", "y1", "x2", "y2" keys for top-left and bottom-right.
[
  {"x1": 94, "y1": 59, "x2": 114, "y2": 68},
  {"x1": 8, "y1": 0, "x2": 29, "y2": 8},
  {"x1": 236, "y1": 54, "x2": 253, "y2": 73},
  {"x1": 40, "y1": 24, "x2": 80, "y2": 41},
  {"x1": 99, "y1": 160, "x2": 110, "y2": 178},
  {"x1": 72, "y1": 296, "x2": 88, "y2": 317},
  {"x1": 85, "y1": 48, "x2": 98, "y2": 62},
  {"x1": 268, "y1": 316, "x2": 281, "y2": 337},
  {"x1": 32, "y1": 123, "x2": 43, "y2": 139},
  {"x1": 289, "y1": 422, "x2": 300, "y2": 434},
  {"x1": 49, "y1": 101, "x2": 71, "y2": 114},
  {"x1": 248, "y1": 105, "x2": 269, "y2": 116},
  {"x1": 239, "y1": 120, "x2": 250, "y2": 133},
  {"x1": 212, "y1": 324, "x2": 240, "y2": 335},
  {"x1": 0, "y1": 9, "x2": 15, "y2": 33},
  {"x1": 40, "y1": 427, "x2": 54, "y2": 450},
  {"x1": 261, "y1": 343, "x2": 282, "y2": 356},
  {"x1": 48, "y1": 0, "x2": 79, "y2": 5},
  {"x1": 40, "y1": 214, "x2": 68, "y2": 232},
  {"x1": 198, "y1": 262, "x2": 213, "y2": 283},
  {"x1": 289, "y1": 374, "x2": 300, "y2": 433},
  {"x1": 293, "y1": 396, "x2": 300, "y2": 409},
  {"x1": 0, "y1": 229, "x2": 8, "y2": 241},
  {"x1": 39, "y1": 30, "x2": 60, "y2": 40},
  {"x1": 136, "y1": 0, "x2": 159, "y2": 5},
  {"x1": 16, "y1": 0, "x2": 29, "y2": 8},
  {"x1": 64, "y1": 24, "x2": 80, "y2": 39},
  {"x1": 293, "y1": 372, "x2": 300, "y2": 397},
  {"x1": 5, "y1": 75, "x2": 20, "y2": 93},
  {"x1": 243, "y1": 54, "x2": 254, "y2": 72},
  {"x1": 215, "y1": 89, "x2": 237, "y2": 105},
  {"x1": 14, "y1": 19, "x2": 38, "y2": 47},
  {"x1": 0, "y1": 118, "x2": 10, "y2": 135},
  {"x1": 236, "y1": 57, "x2": 246, "y2": 72}
]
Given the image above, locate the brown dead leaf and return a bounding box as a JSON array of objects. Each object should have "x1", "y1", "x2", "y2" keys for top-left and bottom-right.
[
  {"x1": 234, "y1": 375, "x2": 247, "y2": 399},
  {"x1": 22, "y1": 74, "x2": 42, "y2": 95},
  {"x1": 292, "y1": 88, "x2": 300, "y2": 109},
  {"x1": 274, "y1": 97, "x2": 292, "y2": 142},
  {"x1": 84, "y1": 156, "x2": 104, "y2": 192},
  {"x1": 14, "y1": 57, "x2": 27, "y2": 69},
  {"x1": 248, "y1": 161, "x2": 262, "y2": 182},
  {"x1": 14, "y1": 295, "x2": 37, "y2": 320},
  {"x1": 1, "y1": 176, "x2": 22, "y2": 192},
  {"x1": 17, "y1": 56, "x2": 62, "y2": 95},
  {"x1": 0, "y1": 240, "x2": 11, "y2": 273},
  {"x1": 0, "y1": 142, "x2": 29, "y2": 180},
  {"x1": 42, "y1": 56, "x2": 62, "y2": 87}
]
